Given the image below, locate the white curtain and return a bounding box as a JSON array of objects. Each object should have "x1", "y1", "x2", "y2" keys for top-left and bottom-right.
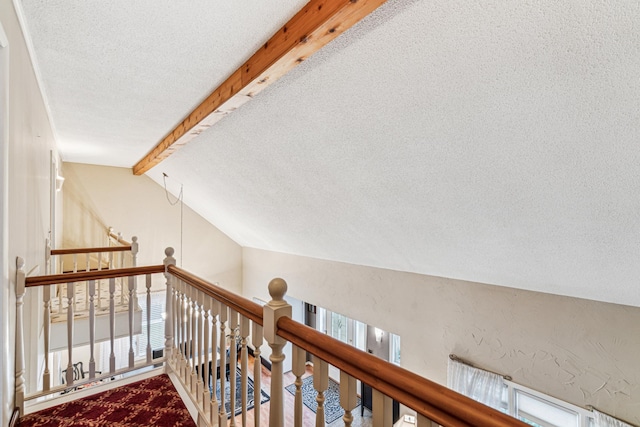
[
  {"x1": 447, "y1": 358, "x2": 504, "y2": 410},
  {"x1": 593, "y1": 409, "x2": 634, "y2": 427}
]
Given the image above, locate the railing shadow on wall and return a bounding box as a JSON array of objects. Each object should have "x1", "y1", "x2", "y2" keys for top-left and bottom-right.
[{"x1": 15, "y1": 246, "x2": 531, "y2": 427}]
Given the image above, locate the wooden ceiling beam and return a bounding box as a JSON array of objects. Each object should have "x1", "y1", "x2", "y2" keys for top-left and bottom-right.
[{"x1": 132, "y1": 0, "x2": 388, "y2": 175}]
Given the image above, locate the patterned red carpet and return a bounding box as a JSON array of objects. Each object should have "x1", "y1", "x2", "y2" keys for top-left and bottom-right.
[{"x1": 20, "y1": 374, "x2": 196, "y2": 427}]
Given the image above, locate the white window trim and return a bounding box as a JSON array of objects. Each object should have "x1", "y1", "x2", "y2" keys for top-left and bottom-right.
[{"x1": 503, "y1": 379, "x2": 595, "y2": 426}]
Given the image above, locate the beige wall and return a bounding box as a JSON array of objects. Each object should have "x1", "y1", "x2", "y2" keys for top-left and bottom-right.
[
  {"x1": 1, "y1": 0, "x2": 60, "y2": 423},
  {"x1": 62, "y1": 163, "x2": 242, "y2": 293},
  {"x1": 242, "y1": 248, "x2": 640, "y2": 424}
]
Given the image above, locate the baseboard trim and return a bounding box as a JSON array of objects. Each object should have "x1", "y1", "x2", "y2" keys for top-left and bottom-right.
[{"x1": 261, "y1": 356, "x2": 271, "y2": 371}]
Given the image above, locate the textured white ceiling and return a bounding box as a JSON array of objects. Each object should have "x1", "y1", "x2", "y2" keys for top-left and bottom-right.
[
  {"x1": 20, "y1": 0, "x2": 640, "y2": 306},
  {"x1": 17, "y1": 0, "x2": 309, "y2": 166}
]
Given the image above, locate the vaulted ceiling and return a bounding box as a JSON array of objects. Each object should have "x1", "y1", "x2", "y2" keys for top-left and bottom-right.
[{"x1": 17, "y1": 0, "x2": 640, "y2": 307}]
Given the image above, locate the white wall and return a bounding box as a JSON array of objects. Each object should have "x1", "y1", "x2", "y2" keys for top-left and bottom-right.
[
  {"x1": 242, "y1": 248, "x2": 640, "y2": 424},
  {"x1": 0, "y1": 19, "x2": 9, "y2": 427},
  {"x1": 62, "y1": 163, "x2": 243, "y2": 293},
  {"x1": 0, "y1": 0, "x2": 60, "y2": 424}
]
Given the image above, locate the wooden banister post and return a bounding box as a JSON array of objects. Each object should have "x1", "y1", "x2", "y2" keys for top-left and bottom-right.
[
  {"x1": 15, "y1": 257, "x2": 26, "y2": 416},
  {"x1": 163, "y1": 247, "x2": 176, "y2": 372},
  {"x1": 264, "y1": 278, "x2": 291, "y2": 427}
]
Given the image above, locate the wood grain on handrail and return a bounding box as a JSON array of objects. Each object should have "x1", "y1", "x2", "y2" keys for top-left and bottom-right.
[
  {"x1": 167, "y1": 265, "x2": 263, "y2": 325},
  {"x1": 25, "y1": 265, "x2": 165, "y2": 287},
  {"x1": 277, "y1": 317, "x2": 530, "y2": 427},
  {"x1": 51, "y1": 245, "x2": 132, "y2": 255}
]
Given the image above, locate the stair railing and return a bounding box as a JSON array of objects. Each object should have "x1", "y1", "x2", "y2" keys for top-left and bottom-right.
[
  {"x1": 163, "y1": 250, "x2": 531, "y2": 427},
  {"x1": 17, "y1": 246, "x2": 531, "y2": 427},
  {"x1": 14, "y1": 257, "x2": 165, "y2": 416},
  {"x1": 45, "y1": 236, "x2": 138, "y2": 318}
]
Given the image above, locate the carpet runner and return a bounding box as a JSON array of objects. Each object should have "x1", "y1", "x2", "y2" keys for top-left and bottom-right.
[
  {"x1": 20, "y1": 374, "x2": 196, "y2": 427},
  {"x1": 285, "y1": 376, "x2": 361, "y2": 424},
  {"x1": 216, "y1": 368, "x2": 270, "y2": 418}
]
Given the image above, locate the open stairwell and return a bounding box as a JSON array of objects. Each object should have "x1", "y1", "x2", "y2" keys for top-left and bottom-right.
[{"x1": 13, "y1": 242, "x2": 531, "y2": 427}]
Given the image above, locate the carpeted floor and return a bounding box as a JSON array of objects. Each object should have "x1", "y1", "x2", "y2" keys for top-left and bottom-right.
[
  {"x1": 20, "y1": 374, "x2": 196, "y2": 427},
  {"x1": 285, "y1": 376, "x2": 361, "y2": 424}
]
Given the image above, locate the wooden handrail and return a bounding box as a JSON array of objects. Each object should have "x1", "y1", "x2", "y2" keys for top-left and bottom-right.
[
  {"x1": 277, "y1": 317, "x2": 530, "y2": 427},
  {"x1": 108, "y1": 230, "x2": 131, "y2": 246},
  {"x1": 25, "y1": 265, "x2": 165, "y2": 287},
  {"x1": 51, "y1": 245, "x2": 132, "y2": 255},
  {"x1": 167, "y1": 265, "x2": 263, "y2": 326}
]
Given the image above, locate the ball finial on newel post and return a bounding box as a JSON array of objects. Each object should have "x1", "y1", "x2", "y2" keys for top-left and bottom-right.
[{"x1": 268, "y1": 278, "x2": 288, "y2": 305}]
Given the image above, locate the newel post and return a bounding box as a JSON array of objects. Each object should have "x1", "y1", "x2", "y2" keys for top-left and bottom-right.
[
  {"x1": 15, "y1": 257, "x2": 26, "y2": 416},
  {"x1": 264, "y1": 278, "x2": 292, "y2": 427},
  {"x1": 163, "y1": 247, "x2": 176, "y2": 372}
]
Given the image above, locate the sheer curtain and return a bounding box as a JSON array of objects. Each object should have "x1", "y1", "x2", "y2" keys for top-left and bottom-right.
[
  {"x1": 593, "y1": 409, "x2": 634, "y2": 427},
  {"x1": 447, "y1": 357, "x2": 504, "y2": 410}
]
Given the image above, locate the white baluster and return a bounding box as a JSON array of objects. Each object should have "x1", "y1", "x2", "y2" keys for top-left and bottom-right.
[
  {"x1": 45, "y1": 239, "x2": 51, "y2": 274},
  {"x1": 120, "y1": 275, "x2": 126, "y2": 307},
  {"x1": 251, "y1": 322, "x2": 263, "y2": 427},
  {"x1": 85, "y1": 254, "x2": 90, "y2": 311},
  {"x1": 66, "y1": 282, "x2": 75, "y2": 386},
  {"x1": 109, "y1": 277, "x2": 116, "y2": 373},
  {"x1": 56, "y1": 284, "x2": 62, "y2": 314},
  {"x1": 313, "y1": 357, "x2": 328, "y2": 427},
  {"x1": 108, "y1": 251, "x2": 113, "y2": 270},
  {"x1": 202, "y1": 294, "x2": 211, "y2": 413},
  {"x1": 181, "y1": 280, "x2": 189, "y2": 379},
  {"x1": 190, "y1": 286, "x2": 197, "y2": 394},
  {"x1": 72, "y1": 254, "x2": 78, "y2": 313},
  {"x1": 239, "y1": 315, "x2": 250, "y2": 427},
  {"x1": 131, "y1": 236, "x2": 139, "y2": 267},
  {"x1": 89, "y1": 280, "x2": 96, "y2": 378},
  {"x1": 229, "y1": 308, "x2": 239, "y2": 427},
  {"x1": 340, "y1": 371, "x2": 358, "y2": 426},
  {"x1": 163, "y1": 248, "x2": 175, "y2": 370},
  {"x1": 97, "y1": 278, "x2": 102, "y2": 311},
  {"x1": 43, "y1": 283, "x2": 51, "y2": 391},
  {"x1": 146, "y1": 274, "x2": 152, "y2": 363},
  {"x1": 210, "y1": 298, "x2": 220, "y2": 426},
  {"x1": 15, "y1": 258, "x2": 26, "y2": 415},
  {"x1": 173, "y1": 277, "x2": 181, "y2": 366},
  {"x1": 128, "y1": 275, "x2": 135, "y2": 368},
  {"x1": 196, "y1": 290, "x2": 204, "y2": 400},
  {"x1": 264, "y1": 278, "x2": 292, "y2": 427},
  {"x1": 372, "y1": 388, "x2": 392, "y2": 427},
  {"x1": 182, "y1": 281, "x2": 190, "y2": 384},
  {"x1": 218, "y1": 304, "x2": 228, "y2": 426},
  {"x1": 292, "y1": 345, "x2": 306, "y2": 427}
]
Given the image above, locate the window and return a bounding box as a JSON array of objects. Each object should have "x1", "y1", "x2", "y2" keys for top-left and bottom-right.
[
  {"x1": 330, "y1": 312, "x2": 348, "y2": 343},
  {"x1": 447, "y1": 357, "x2": 609, "y2": 427},
  {"x1": 514, "y1": 389, "x2": 579, "y2": 427},
  {"x1": 390, "y1": 333, "x2": 401, "y2": 365},
  {"x1": 354, "y1": 320, "x2": 367, "y2": 351}
]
